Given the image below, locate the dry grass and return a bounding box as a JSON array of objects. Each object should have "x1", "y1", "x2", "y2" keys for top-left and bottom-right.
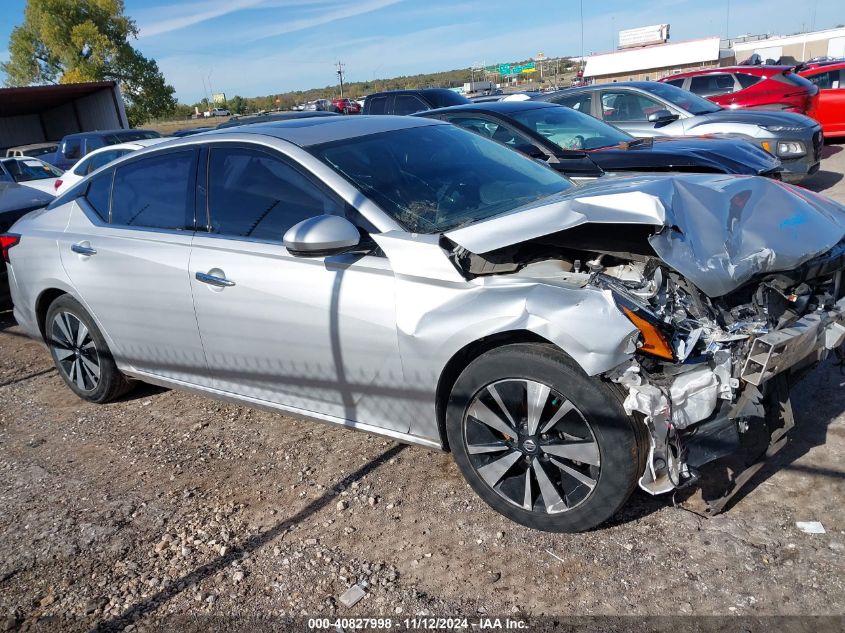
[{"x1": 145, "y1": 115, "x2": 233, "y2": 135}]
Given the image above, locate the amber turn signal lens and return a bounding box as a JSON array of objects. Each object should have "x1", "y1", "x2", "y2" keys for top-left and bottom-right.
[
  {"x1": 621, "y1": 307, "x2": 675, "y2": 360},
  {"x1": 761, "y1": 141, "x2": 771, "y2": 153}
]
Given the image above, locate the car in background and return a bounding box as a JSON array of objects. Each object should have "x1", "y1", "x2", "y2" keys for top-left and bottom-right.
[
  {"x1": 332, "y1": 98, "x2": 361, "y2": 114},
  {"x1": 303, "y1": 99, "x2": 335, "y2": 112},
  {"x1": 5, "y1": 142, "x2": 58, "y2": 160},
  {"x1": 215, "y1": 111, "x2": 339, "y2": 130},
  {"x1": 0, "y1": 182, "x2": 53, "y2": 308},
  {"x1": 53, "y1": 129, "x2": 161, "y2": 171},
  {"x1": 362, "y1": 89, "x2": 470, "y2": 115},
  {"x1": 417, "y1": 101, "x2": 781, "y2": 180},
  {"x1": 0, "y1": 157, "x2": 64, "y2": 195},
  {"x1": 171, "y1": 127, "x2": 215, "y2": 137},
  {"x1": 536, "y1": 82, "x2": 822, "y2": 183},
  {"x1": 799, "y1": 61, "x2": 845, "y2": 138},
  {"x1": 204, "y1": 108, "x2": 231, "y2": 117},
  {"x1": 55, "y1": 138, "x2": 169, "y2": 196},
  {"x1": 660, "y1": 66, "x2": 819, "y2": 115}
]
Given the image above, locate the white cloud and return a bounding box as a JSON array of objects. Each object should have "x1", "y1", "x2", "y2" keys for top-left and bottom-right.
[{"x1": 138, "y1": 0, "x2": 267, "y2": 38}]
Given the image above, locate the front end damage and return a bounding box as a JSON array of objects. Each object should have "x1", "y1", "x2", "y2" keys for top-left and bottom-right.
[{"x1": 443, "y1": 174, "x2": 845, "y2": 509}]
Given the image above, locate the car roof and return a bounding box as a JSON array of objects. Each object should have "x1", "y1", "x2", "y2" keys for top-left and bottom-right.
[
  {"x1": 666, "y1": 65, "x2": 792, "y2": 79},
  {"x1": 420, "y1": 100, "x2": 559, "y2": 116},
  {"x1": 7, "y1": 142, "x2": 57, "y2": 151},
  {"x1": 800, "y1": 61, "x2": 845, "y2": 74},
  {"x1": 215, "y1": 110, "x2": 337, "y2": 129},
  {"x1": 84, "y1": 138, "x2": 169, "y2": 155},
  {"x1": 200, "y1": 115, "x2": 445, "y2": 147},
  {"x1": 61, "y1": 129, "x2": 157, "y2": 139}
]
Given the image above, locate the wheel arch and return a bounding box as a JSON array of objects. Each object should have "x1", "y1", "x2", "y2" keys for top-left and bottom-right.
[
  {"x1": 35, "y1": 287, "x2": 70, "y2": 340},
  {"x1": 434, "y1": 330, "x2": 556, "y2": 452}
]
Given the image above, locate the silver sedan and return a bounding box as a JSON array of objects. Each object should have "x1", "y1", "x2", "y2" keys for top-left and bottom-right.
[{"x1": 5, "y1": 116, "x2": 845, "y2": 532}]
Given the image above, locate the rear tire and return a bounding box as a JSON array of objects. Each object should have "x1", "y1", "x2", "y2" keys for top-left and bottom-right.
[
  {"x1": 45, "y1": 295, "x2": 133, "y2": 403},
  {"x1": 446, "y1": 343, "x2": 643, "y2": 532}
]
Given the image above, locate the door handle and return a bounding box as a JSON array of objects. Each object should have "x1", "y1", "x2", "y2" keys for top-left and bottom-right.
[
  {"x1": 71, "y1": 242, "x2": 97, "y2": 256},
  {"x1": 195, "y1": 271, "x2": 235, "y2": 288}
]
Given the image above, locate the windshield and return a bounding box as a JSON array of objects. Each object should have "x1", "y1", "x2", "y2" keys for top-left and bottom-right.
[
  {"x1": 640, "y1": 82, "x2": 722, "y2": 115},
  {"x1": 2, "y1": 158, "x2": 62, "y2": 182},
  {"x1": 510, "y1": 106, "x2": 632, "y2": 150},
  {"x1": 311, "y1": 124, "x2": 571, "y2": 233}
]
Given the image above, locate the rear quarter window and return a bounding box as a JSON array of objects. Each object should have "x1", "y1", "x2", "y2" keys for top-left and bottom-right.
[{"x1": 736, "y1": 73, "x2": 762, "y2": 89}]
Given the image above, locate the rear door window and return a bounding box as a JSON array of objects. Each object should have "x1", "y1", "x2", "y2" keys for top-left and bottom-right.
[
  {"x1": 688, "y1": 74, "x2": 736, "y2": 96},
  {"x1": 366, "y1": 96, "x2": 387, "y2": 114},
  {"x1": 806, "y1": 69, "x2": 842, "y2": 90},
  {"x1": 62, "y1": 139, "x2": 82, "y2": 160},
  {"x1": 85, "y1": 149, "x2": 130, "y2": 175},
  {"x1": 663, "y1": 78, "x2": 686, "y2": 88},
  {"x1": 550, "y1": 92, "x2": 592, "y2": 113},
  {"x1": 392, "y1": 94, "x2": 429, "y2": 115},
  {"x1": 601, "y1": 91, "x2": 664, "y2": 122},
  {"x1": 111, "y1": 150, "x2": 196, "y2": 230},
  {"x1": 735, "y1": 73, "x2": 762, "y2": 89},
  {"x1": 443, "y1": 115, "x2": 537, "y2": 149},
  {"x1": 205, "y1": 146, "x2": 343, "y2": 242}
]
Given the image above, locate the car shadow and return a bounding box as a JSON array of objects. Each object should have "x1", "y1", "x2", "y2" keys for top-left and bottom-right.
[
  {"x1": 821, "y1": 143, "x2": 843, "y2": 159},
  {"x1": 801, "y1": 169, "x2": 844, "y2": 193},
  {"x1": 90, "y1": 444, "x2": 407, "y2": 632}
]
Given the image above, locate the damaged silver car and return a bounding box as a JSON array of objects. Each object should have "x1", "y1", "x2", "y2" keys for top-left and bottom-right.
[{"x1": 5, "y1": 116, "x2": 845, "y2": 532}]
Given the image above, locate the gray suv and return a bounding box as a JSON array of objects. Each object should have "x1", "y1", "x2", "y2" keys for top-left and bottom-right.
[{"x1": 536, "y1": 81, "x2": 822, "y2": 183}]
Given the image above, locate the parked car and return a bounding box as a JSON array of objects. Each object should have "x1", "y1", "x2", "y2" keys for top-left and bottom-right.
[
  {"x1": 204, "y1": 108, "x2": 231, "y2": 117},
  {"x1": 0, "y1": 157, "x2": 64, "y2": 195},
  {"x1": 215, "y1": 111, "x2": 338, "y2": 130},
  {"x1": 6, "y1": 116, "x2": 845, "y2": 532},
  {"x1": 417, "y1": 101, "x2": 781, "y2": 180},
  {"x1": 54, "y1": 138, "x2": 169, "y2": 196},
  {"x1": 303, "y1": 99, "x2": 335, "y2": 112},
  {"x1": 53, "y1": 129, "x2": 161, "y2": 171},
  {"x1": 799, "y1": 61, "x2": 845, "y2": 138},
  {"x1": 5, "y1": 142, "x2": 58, "y2": 160},
  {"x1": 332, "y1": 98, "x2": 361, "y2": 114},
  {"x1": 362, "y1": 89, "x2": 470, "y2": 115},
  {"x1": 660, "y1": 66, "x2": 819, "y2": 115},
  {"x1": 536, "y1": 82, "x2": 822, "y2": 183},
  {"x1": 171, "y1": 127, "x2": 215, "y2": 137},
  {"x1": 0, "y1": 182, "x2": 53, "y2": 308}
]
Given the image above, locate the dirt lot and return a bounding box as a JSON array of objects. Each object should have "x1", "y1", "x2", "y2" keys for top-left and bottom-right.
[{"x1": 1, "y1": 145, "x2": 844, "y2": 632}]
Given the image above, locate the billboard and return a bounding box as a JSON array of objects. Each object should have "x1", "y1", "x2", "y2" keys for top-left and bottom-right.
[
  {"x1": 618, "y1": 24, "x2": 670, "y2": 49},
  {"x1": 212, "y1": 92, "x2": 227, "y2": 105}
]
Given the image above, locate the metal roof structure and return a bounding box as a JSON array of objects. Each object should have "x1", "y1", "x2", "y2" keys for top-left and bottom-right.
[{"x1": 583, "y1": 37, "x2": 721, "y2": 78}]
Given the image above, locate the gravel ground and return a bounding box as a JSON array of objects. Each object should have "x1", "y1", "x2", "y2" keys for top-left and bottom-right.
[{"x1": 1, "y1": 145, "x2": 844, "y2": 632}]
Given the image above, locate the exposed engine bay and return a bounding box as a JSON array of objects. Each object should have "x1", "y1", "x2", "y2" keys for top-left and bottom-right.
[{"x1": 442, "y1": 173, "x2": 845, "y2": 510}]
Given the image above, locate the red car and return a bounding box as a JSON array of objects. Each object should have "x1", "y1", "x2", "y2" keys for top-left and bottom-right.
[
  {"x1": 660, "y1": 66, "x2": 819, "y2": 116},
  {"x1": 799, "y1": 61, "x2": 845, "y2": 138},
  {"x1": 331, "y1": 98, "x2": 361, "y2": 114}
]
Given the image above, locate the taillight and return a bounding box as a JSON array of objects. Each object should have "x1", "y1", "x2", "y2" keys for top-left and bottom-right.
[
  {"x1": 0, "y1": 234, "x2": 21, "y2": 263},
  {"x1": 54, "y1": 179, "x2": 62, "y2": 191}
]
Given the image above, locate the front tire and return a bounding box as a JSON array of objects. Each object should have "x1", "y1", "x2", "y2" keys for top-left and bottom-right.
[
  {"x1": 446, "y1": 343, "x2": 644, "y2": 532},
  {"x1": 45, "y1": 295, "x2": 133, "y2": 403}
]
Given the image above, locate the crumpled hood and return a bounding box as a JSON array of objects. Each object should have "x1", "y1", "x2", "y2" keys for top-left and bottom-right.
[{"x1": 444, "y1": 173, "x2": 845, "y2": 297}]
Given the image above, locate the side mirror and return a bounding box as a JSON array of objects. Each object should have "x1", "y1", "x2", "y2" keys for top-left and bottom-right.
[
  {"x1": 283, "y1": 215, "x2": 361, "y2": 257},
  {"x1": 647, "y1": 109, "x2": 678, "y2": 124}
]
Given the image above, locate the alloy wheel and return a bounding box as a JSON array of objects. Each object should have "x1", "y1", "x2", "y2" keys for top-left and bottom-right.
[
  {"x1": 50, "y1": 311, "x2": 100, "y2": 392},
  {"x1": 463, "y1": 378, "x2": 600, "y2": 514}
]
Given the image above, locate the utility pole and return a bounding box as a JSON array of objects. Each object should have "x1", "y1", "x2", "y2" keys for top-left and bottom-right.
[
  {"x1": 725, "y1": 0, "x2": 731, "y2": 42},
  {"x1": 336, "y1": 61, "x2": 345, "y2": 98}
]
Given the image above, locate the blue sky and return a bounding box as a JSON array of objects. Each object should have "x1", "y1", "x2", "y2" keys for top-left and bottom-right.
[{"x1": 0, "y1": 0, "x2": 843, "y2": 102}]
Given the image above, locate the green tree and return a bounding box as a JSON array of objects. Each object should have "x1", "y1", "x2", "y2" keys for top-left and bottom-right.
[
  {"x1": 229, "y1": 95, "x2": 245, "y2": 114},
  {"x1": 2, "y1": 0, "x2": 176, "y2": 126}
]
